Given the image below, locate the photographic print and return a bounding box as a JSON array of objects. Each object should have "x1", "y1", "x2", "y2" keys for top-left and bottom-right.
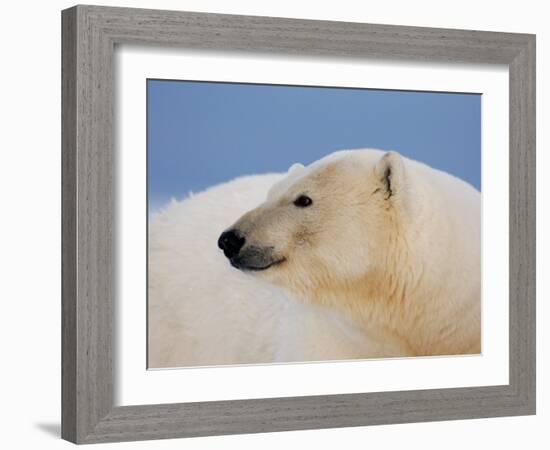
[
  {"x1": 61, "y1": 8, "x2": 536, "y2": 441},
  {"x1": 147, "y1": 79, "x2": 481, "y2": 369}
]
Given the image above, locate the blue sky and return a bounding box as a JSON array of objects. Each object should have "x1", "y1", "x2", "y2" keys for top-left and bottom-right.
[{"x1": 148, "y1": 80, "x2": 480, "y2": 211}]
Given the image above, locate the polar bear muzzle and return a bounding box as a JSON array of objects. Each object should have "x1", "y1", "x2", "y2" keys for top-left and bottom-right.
[
  {"x1": 218, "y1": 229, "x2": 285, "y2": 271},
  {"x1": 218, "y1": 229, "x2": 245, "y2": 259}
]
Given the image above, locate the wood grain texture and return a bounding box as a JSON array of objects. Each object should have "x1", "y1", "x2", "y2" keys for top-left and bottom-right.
[
  {"x1": 508, "y1": 36, "x2": 536, "y2": 407},
  {"x1": 61, "y1": 4, "x2": 536, "y2": 444},
  {"x1": 61, "y1": 7, "x2": 77, "y2": 443}
]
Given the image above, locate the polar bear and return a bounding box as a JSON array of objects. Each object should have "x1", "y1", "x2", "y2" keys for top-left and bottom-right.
[
  {"x1": 218, "y1": 149, "x2": 481, "y2": 358},
  {"x1": 149, "y1": 172, "x2": 406, "y2": 368},
  {"x1": 148, "y1": 149, "x2": 480, "y2": 368}
]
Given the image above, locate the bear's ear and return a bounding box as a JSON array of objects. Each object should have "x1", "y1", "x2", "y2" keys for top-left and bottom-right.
[
  {"x1": 288, "y1": 162, "x2": 305, "y2": 175},
  {"x1": 374, "y1": 151, "x2": 406, "y2": 201}
]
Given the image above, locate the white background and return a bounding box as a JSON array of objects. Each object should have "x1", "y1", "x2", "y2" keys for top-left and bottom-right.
[{"x1": 0, "y1": 0, "x2": 546, "y2": 449}]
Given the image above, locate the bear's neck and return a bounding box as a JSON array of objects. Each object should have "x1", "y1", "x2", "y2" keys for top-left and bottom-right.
[
  {"x1": 301, "y1": 269, "x2": 419, "y2": 353},
  {"x1": 300, "y1": 262, "x2": 478, "y2": 357}
]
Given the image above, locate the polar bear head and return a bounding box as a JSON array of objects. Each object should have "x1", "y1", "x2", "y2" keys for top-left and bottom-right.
[{"x1": 218, "y1": 149, "x2": 419, "y2": 299}]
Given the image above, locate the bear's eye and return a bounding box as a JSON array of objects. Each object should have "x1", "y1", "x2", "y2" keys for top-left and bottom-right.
[{"x1": 293, "y1": 195, "x2": 313, "y2": 208}]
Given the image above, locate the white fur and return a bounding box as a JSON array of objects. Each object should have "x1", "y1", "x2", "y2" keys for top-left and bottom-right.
[
  {"x1": 148, "y1": 149, "x2": 480, "y2": 367},
  {"x1": 148, "y1": 174, "x2": 400, "y2": 368}
]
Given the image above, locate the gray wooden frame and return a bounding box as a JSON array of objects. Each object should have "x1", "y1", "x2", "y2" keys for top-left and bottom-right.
[{"x1": 61, "y1": 4, "x2": 536, "y2": 444}]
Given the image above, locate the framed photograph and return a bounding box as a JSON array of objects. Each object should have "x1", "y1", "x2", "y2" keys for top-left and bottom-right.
[{"x1": 61, "y1": 5, "x2": 536, "y2": 444}]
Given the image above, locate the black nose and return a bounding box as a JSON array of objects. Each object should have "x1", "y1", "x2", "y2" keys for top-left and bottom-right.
[{"x1": 218, "y1": 230, "x2": 245, "y2": 259}]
